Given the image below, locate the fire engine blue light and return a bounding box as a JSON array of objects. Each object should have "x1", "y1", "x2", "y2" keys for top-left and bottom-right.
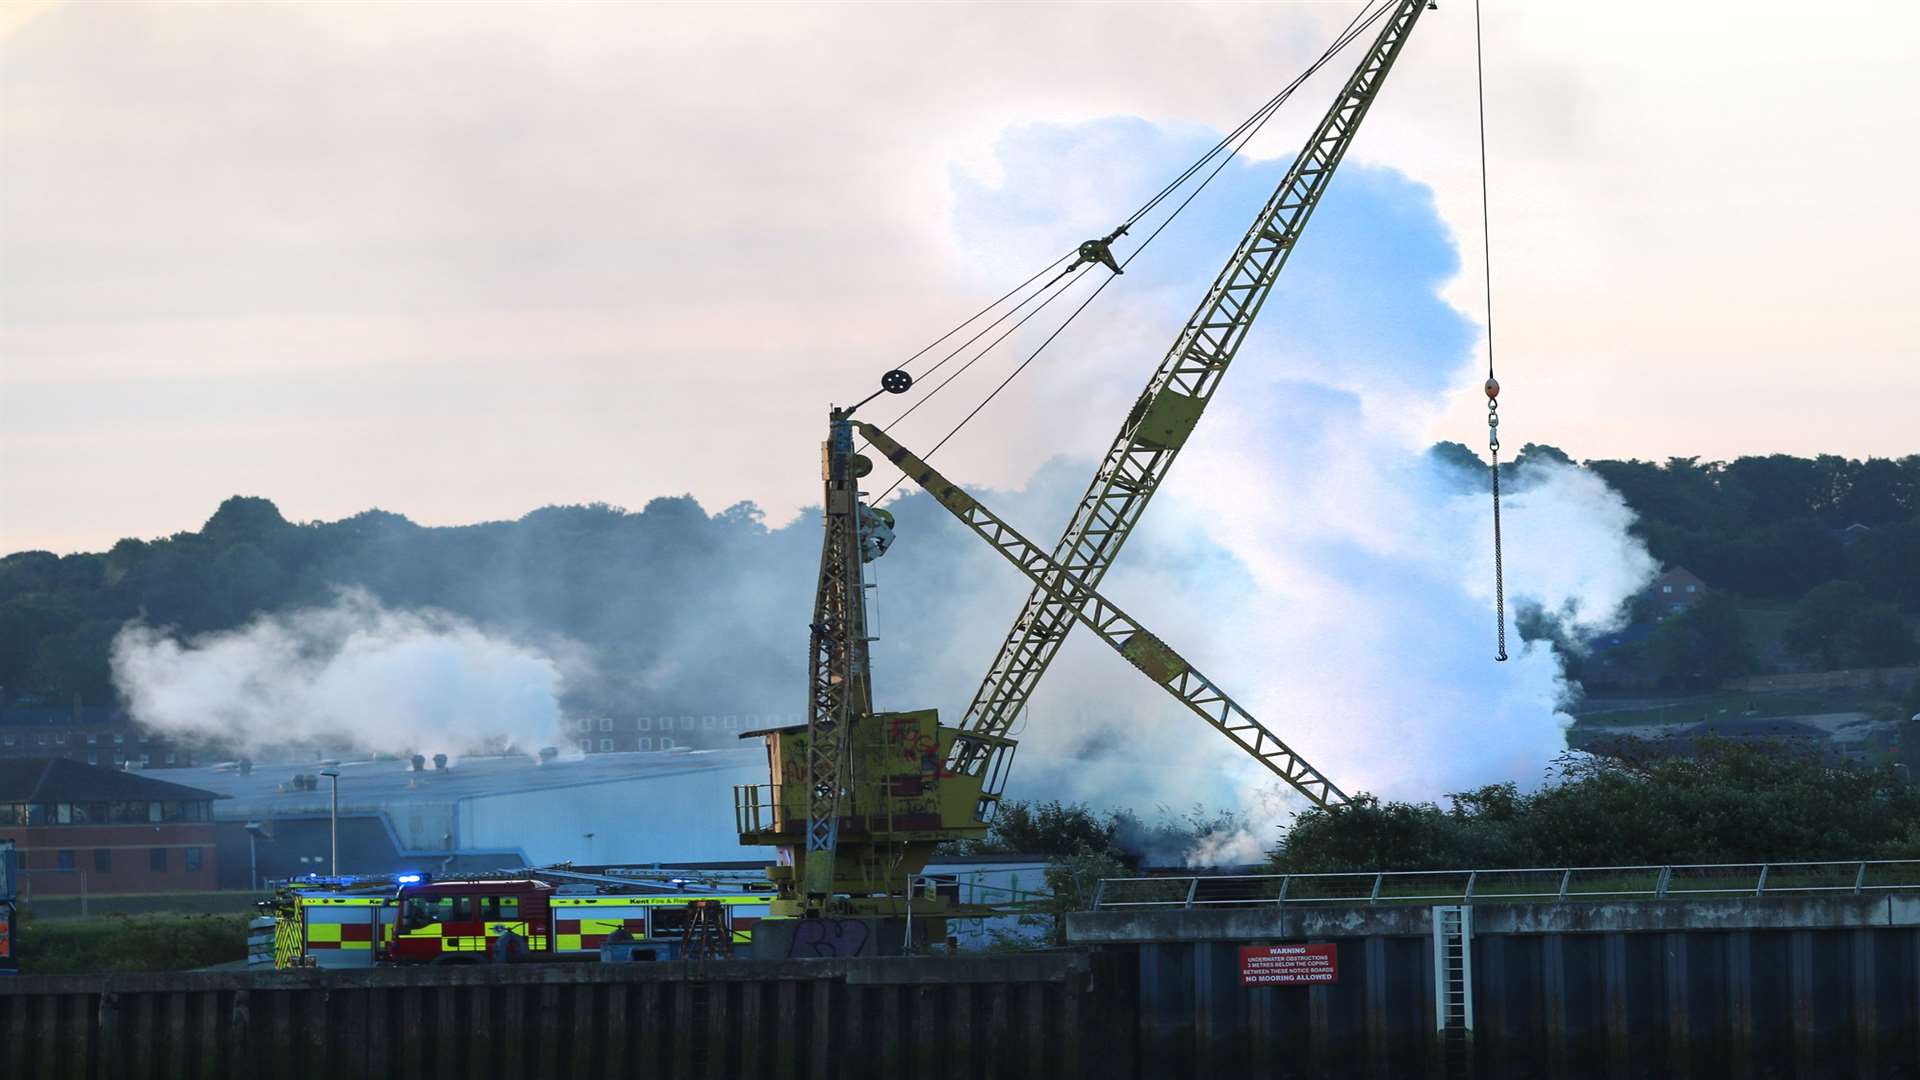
[{"x1": 396, "y1": 874, "x2": 421, "y2": 884}]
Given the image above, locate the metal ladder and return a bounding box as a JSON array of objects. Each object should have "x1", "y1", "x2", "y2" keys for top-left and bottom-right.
[{"x1": 1432, "y1": 904, "x2": 1474, "y2": 1076}]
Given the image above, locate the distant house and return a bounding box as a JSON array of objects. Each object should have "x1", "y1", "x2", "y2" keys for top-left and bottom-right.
[
  {"x1": 1649, "y1": 567, "x2": 1708, "y2": 617},
  {"x1": 0, "y1": 758, "x2": 222, "y2": 897},
  {"x1": 0, "y1": 705, "x2": 199, "y2": 770}
]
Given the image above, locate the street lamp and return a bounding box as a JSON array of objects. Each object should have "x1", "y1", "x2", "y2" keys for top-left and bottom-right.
[
  {"x1": 319, "y1": 770, "x2": 341, "y2": 877},
  {"x1": 243, "y1": 820, "x2": 273, "y2": 891}
]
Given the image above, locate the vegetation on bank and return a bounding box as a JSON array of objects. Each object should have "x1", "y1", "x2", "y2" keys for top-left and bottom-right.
[
  {"x1": 1276, "y1": 741, "x2": 1920, "y2": 873},
  {"x1": 9, "y1": 912, "x2": 249, "y2": 975}
]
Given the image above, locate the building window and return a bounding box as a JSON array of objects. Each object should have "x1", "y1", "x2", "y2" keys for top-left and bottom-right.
[
  {"x1": 637, "y1": 717, "x2": 651, "y2": 731},
  {"x1": 94, "y1": 848, "x2": 112, "y2": 873},
  {"x1": 86, "y1": 752, "x2": 98, "y2": 765},
  {"x1": 680, "y1": 717, "x2": 694, "y2": 731},
  {"x1": 57, "y1": 850, "x2": 75, "y2": 871},
  {"x1": 702, "y1": 716, "x2": 715, "y2": 730},
  {"x1": 578, "y1": 740, "x2": 591, "y2": 754},
  {"x1": 659, "y1": 737, "x2": 675, "y2": 750},
  {"x1": 185, "y1": 847, "x2": 203, "y2": 872},
  {"x1": 1, "y1": 734, "x2": 11, "y2": 746},
  {"x1": 637, "y1": 738, "x2": 652, "y2": 751},
  {"x1": 1662, "y1": 584, "x2": 1673, "y2": 593},
  {"x1": 599, "y1": 738, "x2": 613, "y2": 751},
  {"x1": 600, "y1": 718, "x2": 614, "y2": 732},
  {"x1": 37, "y1": 734, "x2": 48, "y2": 745},
  {"x1": 575, "y1": 719, "x2": 590, "y2": 733},
  {"x1": 1686, "y1": 585, "x2": 1697, "y2": 593},
  {"x1": 113, "y1": 733, "x2": 125, "y2": 744},
  {"x1": 55, "y1": 733, "x2": 67, "y2": 745},
  {"x1": 150, "y1": 848, "x2": 168, "y2": 873}
]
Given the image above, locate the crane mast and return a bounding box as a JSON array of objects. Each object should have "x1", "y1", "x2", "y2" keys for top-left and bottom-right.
[
  {"x1": 800, "y1": 410, "x2": 874, "y2": 899},
  {"x1": 949, "y1": 0, "x2": 1432, "y2": 808}
]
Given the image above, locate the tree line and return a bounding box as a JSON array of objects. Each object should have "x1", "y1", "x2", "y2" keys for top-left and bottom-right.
[{"x1": 3, "y1": 451, "x2": 1917, "y2": 708}]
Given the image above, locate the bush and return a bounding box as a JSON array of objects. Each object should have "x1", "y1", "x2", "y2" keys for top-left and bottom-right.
[
  {"x1": 1275, "y1": 741, "x2": 1920, "y2": 872},
  {"x1": 15, "y1": 912, "x2": 248, "y2": 975}
]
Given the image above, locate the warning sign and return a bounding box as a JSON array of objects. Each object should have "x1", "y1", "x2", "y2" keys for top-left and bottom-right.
[{"x1": 1239, "y1": 943, "x2": 1338, "y2": 986}]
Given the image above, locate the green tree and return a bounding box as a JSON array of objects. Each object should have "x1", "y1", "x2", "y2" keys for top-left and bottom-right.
[
  {"x1": 961, "y1": 800, "x2": 1120, "y2": 858},
  {"x1": 1847, "y1": 604, "x2": 1917, "y2": 667},
  {"x1": 1643, "y1": 592, "x2": 1752, "y2": 688},
  {"x1": 1786, "y1": 581, "x2": 1871, "y2": 669},
  {"x1": 1276, "y1": 743, "x2": 1920, "y2": 872}
]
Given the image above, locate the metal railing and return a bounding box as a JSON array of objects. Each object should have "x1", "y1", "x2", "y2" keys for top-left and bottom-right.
[{"x1": 1090, "y1": 860, "x2": 1920, "y2": 910}]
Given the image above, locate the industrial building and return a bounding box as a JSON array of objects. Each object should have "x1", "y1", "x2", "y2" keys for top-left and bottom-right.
[{"x1": 172, "y1": 746, "x2": 766, "y2": 888}]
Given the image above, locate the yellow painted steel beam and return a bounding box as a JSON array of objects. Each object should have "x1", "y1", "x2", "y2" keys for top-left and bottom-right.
[{"x1": 859, "y1": 422, "x2": 1348, "y2": 809}]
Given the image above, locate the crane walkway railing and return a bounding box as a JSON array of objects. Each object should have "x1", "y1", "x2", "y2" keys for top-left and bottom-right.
[{"x1": 1089, "y1": 859, "x2": 1920, "y2": 910}]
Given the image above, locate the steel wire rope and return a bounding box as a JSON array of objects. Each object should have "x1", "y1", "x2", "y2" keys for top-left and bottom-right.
[
  {"x1": 1118, "y1": 0, "x2": 1389, "y2": 229},
  {"x1": 866, "y1": 263, "x2": 1097, "y2": 442},
  {"x1": 1473, "y1": 0, "x2": 1508, "y2": 662},
  {"x1": 869, "y1": 0, "x2": 1390, "y2": 413},
  {"x1": 867, "y1": 1, "x2": 1398, "y2": 502},
  {"x1": 892, "y1": 250, "x2": 1077, "y2": 375}
]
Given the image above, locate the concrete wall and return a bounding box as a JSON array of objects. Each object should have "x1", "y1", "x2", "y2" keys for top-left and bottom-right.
[
  {"x1": 1068, "y1": 894, "x2": 1920, "y2": 1079},
  {"x1": 0, "y1": 953, "x2": 1133, "y2": 1080}
]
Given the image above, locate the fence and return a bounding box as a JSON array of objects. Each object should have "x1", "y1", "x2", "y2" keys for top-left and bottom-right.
[{"x1": 1092, "y1": 859, "x2": 1920, "y2": 910}]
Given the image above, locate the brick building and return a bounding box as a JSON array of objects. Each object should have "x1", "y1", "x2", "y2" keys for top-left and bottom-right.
[{"x1": 0, "y1": 758, "x2": 221, "y2": 898}]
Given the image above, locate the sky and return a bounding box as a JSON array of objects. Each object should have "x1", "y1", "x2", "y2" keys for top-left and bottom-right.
[
  {"x1": 105, "y1": 115, "x2": 1660, "y2": 831},
  {"x1": 3, "y1": 1, "x2": 1917, "y2": 554}
]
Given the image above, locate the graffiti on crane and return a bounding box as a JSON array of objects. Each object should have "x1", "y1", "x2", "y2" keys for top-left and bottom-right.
[{"x1": 787, "y1": 917, "x2": 871, "y2": 958}]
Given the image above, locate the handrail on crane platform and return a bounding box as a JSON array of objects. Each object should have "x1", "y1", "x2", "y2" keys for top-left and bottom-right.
[{"x1": 1089, "y1": 859, "x2": 1920, "y2": 910}]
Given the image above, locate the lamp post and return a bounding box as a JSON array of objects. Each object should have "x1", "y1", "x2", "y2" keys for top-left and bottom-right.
[{"x1": 319, "y1": 770, "x2": 340, "y2": 877}]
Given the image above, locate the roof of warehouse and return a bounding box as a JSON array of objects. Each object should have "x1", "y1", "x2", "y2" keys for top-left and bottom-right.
[
  {"x1": 174, "y1": 746, "x2": 765, "y2": 819},
  {"x1": 0, "y1": 757, "x2": 224, "y2": 803}
]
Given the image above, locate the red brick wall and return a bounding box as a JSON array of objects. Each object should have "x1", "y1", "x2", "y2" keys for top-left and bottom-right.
[{"x1": 0, "y1": 823, "x2": 219, "y2": 896}]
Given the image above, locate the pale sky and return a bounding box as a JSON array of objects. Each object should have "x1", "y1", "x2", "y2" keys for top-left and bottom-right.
[{"x1": 3, "y1": 1, "x2": 1916, "y2": 554}]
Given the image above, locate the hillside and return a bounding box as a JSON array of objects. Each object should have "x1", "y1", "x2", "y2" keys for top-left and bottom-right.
[{"x1": 3, "y1": 451, "x2": 1916, "y2": 725}]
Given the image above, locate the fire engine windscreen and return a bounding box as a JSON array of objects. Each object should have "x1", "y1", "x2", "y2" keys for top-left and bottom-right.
[{"x1": 110, "y1": 587, "x2": 571, "y2": 761}]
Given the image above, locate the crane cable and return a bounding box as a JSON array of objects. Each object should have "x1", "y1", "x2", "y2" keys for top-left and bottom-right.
[
  {"x1": 868, "y1": 0, "x2": 1399, "y2": 500},
  {"x1": 1474, "y1": 0, "x2": 1509, "y2": 663},
  {"x1": 877, "y1": 0, "x2": 1393, "y2": 392}
]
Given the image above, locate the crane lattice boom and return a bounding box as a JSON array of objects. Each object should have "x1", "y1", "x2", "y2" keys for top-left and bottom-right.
[
  {"x1": 861, "y1": 422, "x2": 1349, "y2": 809},
  {"x1": 950, "y1": 0, "x2": 1431, "y2": 802}
]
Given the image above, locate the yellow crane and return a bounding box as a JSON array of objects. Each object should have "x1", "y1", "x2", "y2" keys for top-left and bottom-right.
[{"x1": 736, "y1": 0, "x2": 1433, "y2": 933}]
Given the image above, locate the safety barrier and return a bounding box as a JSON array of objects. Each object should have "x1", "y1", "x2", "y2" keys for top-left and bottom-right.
[{"x1": 1091, "y1": 858, "x2": 1920, "y2": 909}]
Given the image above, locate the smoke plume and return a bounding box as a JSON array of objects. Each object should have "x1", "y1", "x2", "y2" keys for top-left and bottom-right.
[{"x1": 111, "y1": 588, "x2": 569, "y2": 761}]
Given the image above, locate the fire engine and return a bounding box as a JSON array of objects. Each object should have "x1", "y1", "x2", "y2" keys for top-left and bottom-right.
[{"x1": 269, "y1": 870, "x2": 772, "y2": 969}]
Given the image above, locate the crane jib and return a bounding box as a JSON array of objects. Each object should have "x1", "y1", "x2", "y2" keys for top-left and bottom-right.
[
  {"x1": 858, "y1": 422, "x2": 1349, "y2": 811},
  {"x1": 951, "y1": 0, "x2": 1432, "y2": 800}
]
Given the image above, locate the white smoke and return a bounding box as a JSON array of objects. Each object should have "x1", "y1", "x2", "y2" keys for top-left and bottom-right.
[
  {"x1": 859, "y1": 123, "x2": 1660, "y2": 863},
  {"x1": 110, "y1": 588, "x2": 570, "y2": 761}
]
